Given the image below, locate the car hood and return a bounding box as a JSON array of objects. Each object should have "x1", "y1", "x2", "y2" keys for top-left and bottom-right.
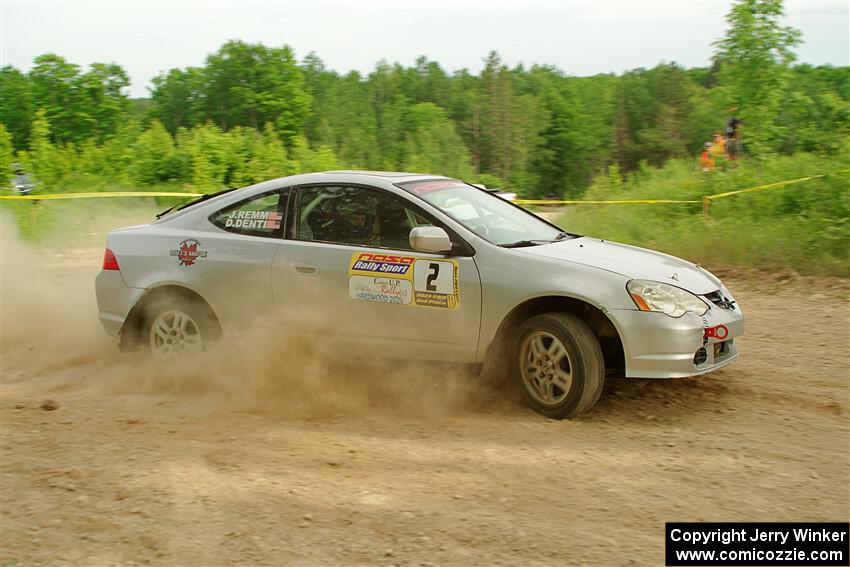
[{"x1": 521, "y1": 237, "x2": 722, "y2": 294}]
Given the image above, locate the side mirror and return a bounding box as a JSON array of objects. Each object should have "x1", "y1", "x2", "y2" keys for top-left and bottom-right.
[{"x1": 409, "y1": 226, "x2": 452, "y2": 254}]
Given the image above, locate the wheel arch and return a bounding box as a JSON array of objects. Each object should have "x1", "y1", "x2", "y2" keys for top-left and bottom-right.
[
  {"x1": 487, "y1": 294, "x2": 626, "y2": 375},
  {"x1": 119, "y1": 284, "x2": 222, "y2": 352}
]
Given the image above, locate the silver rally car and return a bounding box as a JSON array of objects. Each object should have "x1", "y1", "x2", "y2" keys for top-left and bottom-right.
[{"x1": 96, "y1": 171, "x2": 744, "y2": 418}]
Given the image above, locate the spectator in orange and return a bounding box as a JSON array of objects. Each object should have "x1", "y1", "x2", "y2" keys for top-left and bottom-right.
[
  {"x1": 700, "y1": 142, "x2": 715, "y2": 172},
  {"x1": 711, "y1": 131, "x2": 726, "y2": 159}
]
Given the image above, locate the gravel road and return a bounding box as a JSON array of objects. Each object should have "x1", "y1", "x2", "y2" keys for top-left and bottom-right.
[{"x1": 1, "y1": 247, "x2": 848, "y2": 566}]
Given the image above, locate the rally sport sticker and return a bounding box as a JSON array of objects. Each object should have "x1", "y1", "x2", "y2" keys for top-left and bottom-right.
[{"x1": 347, "y1": 252, "x2": 460, "y2": 309}]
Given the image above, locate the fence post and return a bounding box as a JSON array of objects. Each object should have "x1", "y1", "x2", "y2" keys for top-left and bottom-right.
[{"x1": 702, "y1": 196, "x2": 711, "y2": 217}]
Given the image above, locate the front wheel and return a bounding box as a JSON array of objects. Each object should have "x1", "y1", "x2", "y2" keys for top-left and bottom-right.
[{"x1": 513, "y1": 313, "x2": 605, "y2": 419}]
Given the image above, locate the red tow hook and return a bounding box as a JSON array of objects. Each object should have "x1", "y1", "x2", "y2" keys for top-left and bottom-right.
[{"x1": 704, "y1": 324, "x2": 729, "y2": 340}]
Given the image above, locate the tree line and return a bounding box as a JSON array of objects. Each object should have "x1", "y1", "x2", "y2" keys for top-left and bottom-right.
[{"x1": 1, "y1": 0, "x2": 847, "y2": 196}]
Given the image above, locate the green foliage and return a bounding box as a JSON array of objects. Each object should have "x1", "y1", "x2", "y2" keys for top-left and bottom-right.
[
  {"x1": 13, "y1": 112, "x2": 345, "y2": 191},
  {"x1": 0, "y1": 123, "x2": 13, "y2": 186},
  {"x1": 475, "y1": 173, "x2": 505, "y2": 190},
  {"x1": 176, "y1": 122, "x2": 230, "y2": 191},
  {"x1": 402, "y1": 102, "x2": 473, "y2": 179},
  {"x1": 0, "y1": 0, "x2": 847, "y2": 240},
  {"x1": 97, "y1": 120, "x2": 142, "y2": 183},
  {"x1": 131, "y1": 120, "x2": 184, "y2": 184},
  {"x1": 27, "y1": 54, "x2": 129, "y2": 146},
  {"x1": 714, "y1": 0, "x2": 802, "y2": 155},
  {"x1": 313, "y1": 71, "x2": 381, "y2": 168},
  {"x1": 527, "y1": 69, "x2": 619, "y2": 197},
  {"x1": 149, "y1": 67, "x2": 206, "y2": 133},
  {"x1": 203, "y1": 41, "x2": 311, "y2": 143},
  {"x1": 81, "y1": 63, "x2": 132, "y2": 140},
  {"x1": 613, "y1": 64, "x2": 710, "y2": 173},
  {"x1": 27, "y1": 109, "x2": 58, "y2": 187},
  {"x1": 289, "y1": 135, "x2": 339, "y2": 174},
  {"x1": 0, "y1": 66, "x2": 34, "y2": 149},
  {"x1": 149, "y1": 41, "x2": 311, "y2": 146},
  {"x1": 225, "y1": 124, "x2": 290, "y2": 186},
  {"x1": 779, "y1": 65, "x2": 850, "y2": 154}
]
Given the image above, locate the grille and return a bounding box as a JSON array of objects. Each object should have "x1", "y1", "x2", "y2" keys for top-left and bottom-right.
[
  {"x1": 703, "y1": 290, "x2": 735, "y2": 310},
  {"x1": 693, "y1": 348, "x2": 708, "y2": 365}
]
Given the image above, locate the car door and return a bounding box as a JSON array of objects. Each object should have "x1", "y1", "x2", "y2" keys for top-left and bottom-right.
[
  {"x1": 192, "y1": 188, "x2": 290, "y2": 333},
  {"x1": 271, "y1": 183, "x2": 482, "y2": 362}
]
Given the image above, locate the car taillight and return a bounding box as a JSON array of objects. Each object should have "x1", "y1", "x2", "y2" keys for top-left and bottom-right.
[{"x1": 103, "y1": 248, "x2": 120, "y2": 271}]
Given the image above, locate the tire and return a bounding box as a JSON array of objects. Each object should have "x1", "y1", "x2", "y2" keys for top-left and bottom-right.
[
  {"x1": 141, "y1": 295, "x2": 217, "y2": 360},
  {"x1": 512, "y1": 312, "x2": 605, "y2": 419}
]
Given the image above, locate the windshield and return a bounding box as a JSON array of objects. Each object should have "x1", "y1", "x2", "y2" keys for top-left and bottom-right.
[{"x1": 398, "y1": 179, "x2": 565, "y2": 246}]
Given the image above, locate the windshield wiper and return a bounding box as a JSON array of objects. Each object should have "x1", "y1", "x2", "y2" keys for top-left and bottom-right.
[
  {"x1": 500, "y1": 232, "x2": 581, "y2": 248},
  {"x1": 554, "y1": 231, "x2": 580, "y2": 241},
  {"x1": 499, "y1": 239, "x2": 552, "y2": 248}
]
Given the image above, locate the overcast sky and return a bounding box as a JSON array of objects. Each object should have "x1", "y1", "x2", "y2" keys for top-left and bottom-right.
[{"x1": 1, "y1": 0, "x2": 847, "y2": 98}]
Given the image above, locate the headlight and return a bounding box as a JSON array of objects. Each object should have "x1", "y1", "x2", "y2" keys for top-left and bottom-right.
[{"x1": 627, "y1": 280, "x2": 709, "y2": 317}]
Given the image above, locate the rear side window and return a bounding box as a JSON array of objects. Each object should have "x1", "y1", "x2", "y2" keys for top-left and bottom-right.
[{"x1": 210, "y1": 190, "x2": 287, "y2": 238}]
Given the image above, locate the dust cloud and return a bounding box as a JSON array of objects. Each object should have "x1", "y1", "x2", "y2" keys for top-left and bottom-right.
[
  {"x1": 1, "y1": 219, "x2": 115, "y2": 365},
  {"x1": 1, "y1": 210, "x2": 502, "y2": 420}
]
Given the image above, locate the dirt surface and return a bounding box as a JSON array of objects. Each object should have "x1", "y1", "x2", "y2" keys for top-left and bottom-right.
[{"x1": 1, "y1": 246, "x2": 849, "y2": 567}]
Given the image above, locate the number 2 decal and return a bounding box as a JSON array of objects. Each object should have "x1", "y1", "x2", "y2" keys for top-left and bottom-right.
[{"x1": 426, "y1": 263, "x2": 439, "y2": 291}]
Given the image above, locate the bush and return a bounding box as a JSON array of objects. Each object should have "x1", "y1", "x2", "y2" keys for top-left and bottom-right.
[{"x1": 558, "y1": 153, "x2": 850, "y2": 276}]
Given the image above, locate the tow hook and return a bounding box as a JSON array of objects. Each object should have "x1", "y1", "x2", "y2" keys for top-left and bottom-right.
[{"x1": 704, "y1": 324, "x2": 729, "y2": 341}]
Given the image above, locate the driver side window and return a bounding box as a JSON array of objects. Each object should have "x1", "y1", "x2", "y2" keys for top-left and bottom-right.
[{"x1": 294, "y1": 185, "x2": 432, "y2": 250}]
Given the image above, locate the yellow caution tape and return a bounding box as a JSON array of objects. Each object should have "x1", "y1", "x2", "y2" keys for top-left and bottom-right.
[
  {"x1": 705, "y1": 175, "x2": 823, "y2": 200},
  {"x1": 0, "y1": 191, "x2": 203, "y2": 201},
  {"x1": 516, "y1": 169, "x2": 850, "y2": 206},
  {"x1": 705, "y1": 169, "x2": 849, "y2": 200},
  {"x1": 1, "y1": 169, "x2": 846, "y2": 204}
]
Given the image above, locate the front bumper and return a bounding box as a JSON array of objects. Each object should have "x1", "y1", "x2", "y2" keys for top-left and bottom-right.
[{"x1": 610, "y1": 303, "x2": 745, "y2": 379}]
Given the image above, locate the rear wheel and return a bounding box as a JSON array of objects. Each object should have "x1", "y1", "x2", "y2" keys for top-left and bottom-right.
[
  {"x1": 142, "y1": 298, "x2": 216, "y2": 360},
  {"x1": 513, "y1": 313, "x2": 605, "y2": 419}
]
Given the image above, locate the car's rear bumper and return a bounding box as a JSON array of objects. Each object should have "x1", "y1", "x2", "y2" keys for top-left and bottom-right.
[
  {"x1": 610, "y1": 305, "x2": 745, "y2": 379},
  {"x1": 95, "y1": 270, "x2": 143, "y2": 337}
]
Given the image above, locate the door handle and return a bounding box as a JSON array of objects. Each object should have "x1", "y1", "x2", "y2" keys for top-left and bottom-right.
[{"x1": 293, "y1": 263, "x2": 318, "y2": 274}]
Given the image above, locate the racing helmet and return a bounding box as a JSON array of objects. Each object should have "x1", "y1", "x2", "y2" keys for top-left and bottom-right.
[{"x1": 334, "y1": 197, "x2": 375, "y2": 239}]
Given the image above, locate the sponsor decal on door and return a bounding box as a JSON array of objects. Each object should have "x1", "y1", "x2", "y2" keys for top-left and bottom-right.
[{"x1": 347, "y1": 252, "x2": 460, "y2": 309}]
